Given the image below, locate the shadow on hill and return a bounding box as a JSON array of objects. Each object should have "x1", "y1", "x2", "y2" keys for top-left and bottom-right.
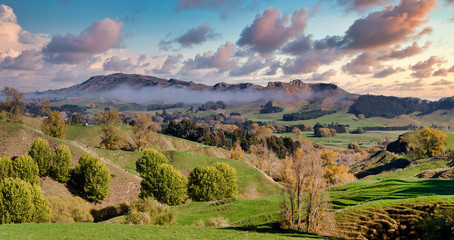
[
  {"x1": 355, "y1": 158, "x2": 411, "y2": 179},
  {"x1": 396, "y1": 179, "x2": 454, "y2": 196},
  {"x1": 222, "y1": 226, "x2": 340, "y2": 239}
]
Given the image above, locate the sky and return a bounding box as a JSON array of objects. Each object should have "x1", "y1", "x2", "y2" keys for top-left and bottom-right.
[{"x1": 0, "y1": 0, "x2": 454, "y2": 99}]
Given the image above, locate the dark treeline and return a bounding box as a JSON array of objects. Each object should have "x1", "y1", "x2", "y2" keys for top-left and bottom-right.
[
  {"x1": 147, "y1": 102, "x2": 184, "y2": 111},
  {"x1": 164, "y1": 119, "x2": 300, "y2": 158},
  {"x1": 349, "y1": 95, "x2": 454, "y2": 118},
  {"x1": 283, "y1": 109, "x2": 337, "y2": 121},
  {"x1": 198, "y1": 101, "x2": 227, "y2": 111},
  {"x1": 314, "y1": 122, "x2": 348, "y2": 134},
  {"x1": 259, "y1": 101, "x2": 283, "y2": 114},
  {"x1": 26, "y1": 103, "x2": 88, "y2": 117},
  {"x1": 361, "y1": 126, "x2": 421, "y2": 131}
]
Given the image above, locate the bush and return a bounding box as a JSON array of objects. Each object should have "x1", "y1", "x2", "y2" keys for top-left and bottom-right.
[
  {"x1": 47, "y1": 196, "x2": 94, "y2": 223},
  {"x1": 136, "y1": 149, "x2": 168, "y2": 175},
  {"x1": 0, "y1": 157, "x2": 14, "y2": 179},
  {"x1": 52, "y1": 145, "x2": 72, "y2": 182},
  {"x1": 29, "y1": 137, "x2": 52, "y2": 176},
  {"x1": 348, "y1": 142, "x2": 360, "y2": 150},
  {"x1": 72, "y1": 154, "x2": 111, "y2": 202},
  {"x1": 419, "y1": 210, "x2": 454, "y2": 240},
  {"x1": 125, "y1": 197, "x2": 175, "y2": 225},
  {"x1": 0, "y1": 178, "x2": 50, "y2": 223},
  {"x1": 139, "y1": 164, "x2": 187, "y2": 205},
  {"x1": 188, "y1": 162, "x2": 238, "y2": 201},
  {"x1": 12, "y1": 155, "x2": 40, "y2": 185}
]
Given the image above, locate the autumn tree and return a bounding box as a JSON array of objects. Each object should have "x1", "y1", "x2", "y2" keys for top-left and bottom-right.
[
  {"x1": 40, "y1": 98, "x2": 51, "y2": 116},
  {"x1": 29, "y1": 138, "x2": 52, "y2": 176},
  {"x1": 252, "y1": 125, "x2": 274, "y2": 139},
  {"x1": 249, "y1": 143, "x2": 278, "y2": 176},
  {"x1": 42, "y1": 110, "x2": 67, "y2": 138},
  {"x1": 0, "y1": 87, "x2": 24, "y2": 123},
  {"x1": 292, "y1": 127, "x2": 303, "y2": 141},
  {"x1": 132, "y1": 114, "x2": 158, "y2": 152},
  {"x1": 96, "y1": 109, "x2": 122, "y2": 150},
  {"x1": 416, "y1": 127, "x2": 447, "y2": 157},
  {"x1": 280, "y1": 144, "x2": 335, "y2": 234},
  {"x1": 230, "y1": 140, "x2": 244, "y2": 161}
]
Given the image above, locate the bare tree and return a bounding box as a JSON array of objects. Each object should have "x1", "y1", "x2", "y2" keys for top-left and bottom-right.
[
  {"x1": 0, "y1": 87, "x2": 24, "y2": 123},
  {"x1": 132, "y1": 114, "x2": 159, "y2": 152}
]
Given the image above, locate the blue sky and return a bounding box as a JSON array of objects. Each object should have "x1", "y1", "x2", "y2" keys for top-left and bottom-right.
[{"x1": 1, "y1": 0, "x2": 454, "y2": 99}]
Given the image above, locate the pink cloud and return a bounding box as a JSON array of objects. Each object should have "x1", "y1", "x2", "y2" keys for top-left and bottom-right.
[
  {"x1": 160, "y1": 23, "x2": 219, "y2": 50},
  {"x1": 237, "y1": 7, "x2": 308, "y2": 54},
  {"x1": 182, "y1": 41, "x2": 237, "y2": 72},
  {"x1": 43, "y1": 18, "x2": 123, "y2": 64},
  {"x1": 410, "y1": 56, "x2": 445, "y2": 78},
  {"x1": 153, "y1": 54, "x2": 183, "y2": 74}
]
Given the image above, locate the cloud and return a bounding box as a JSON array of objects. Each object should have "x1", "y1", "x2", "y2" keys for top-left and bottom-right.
[
  {"x1": 264, "y1": 61, "x2": 281, "y2": 76},
  {"x1": 103, "y1": 56, "x2": 133, "y2": 72},
  {"x1": 310, "y1": 69, "x2": 337, "y2": 81},
  {"x1": 153, "y1": 54, "x2": 183, "y2": 74},
  {"x1": 229, "y1": 56, "x2": 268, "y2": 76},
  {"x1": 282, "y1": 49, "x2": 341, "y2": 75},
  {"x1": 175, "y1": 0, "x2": 248, "y2": 19},
  {"x1": 281, "y1": 34, "x2": 314, "y2": 56},
  {"x1": 431, "y1": 79, "x2": 454, "y2": 86},
  {"x1": 342, "y1": 51, "x2": 382, "y2": 75},
  {"x1": 449, "y1": 65, "x2": 454, "y2": 72},
  {"x1": 410, "y1": 56, "x2": 445, "y2": 78},
  {"x1": 181, "y1": 41, "x2": 237, "y2": 72},
  {"x1": 0, "y1": 4, "x2": 48, "y2": 53},
  {"x1": 159, "y1": 23, "x2": 219, "y2": 50},
  {"x1": 342, "y1": 0, "x2": 436, "y2": 49},
  {"x1": 0, "y1": 49, "x2": 42, "y2": 71},
  {"x1": 377, "y1": 41, "x2": 430, "y2": 60},
  {"x1": 43, "y1": 18, "x2": 123, "y2": 64},
  {"x1": 432, "y1": 68, "x2": 449, "y2": 77},
  {"x1": 373, "y1": 67, "x2": 405, "y2": 78},
  {"x1": 335, "y1": 0, "x2": 393, "y2": 11},
  {"x1": 237, "y1": 7, "x2": 308, "y2": 54}
]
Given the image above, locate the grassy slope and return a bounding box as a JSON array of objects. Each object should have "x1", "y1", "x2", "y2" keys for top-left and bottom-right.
[{"x1": 0, "y1": 223, "x2": 339, "y2": 240}]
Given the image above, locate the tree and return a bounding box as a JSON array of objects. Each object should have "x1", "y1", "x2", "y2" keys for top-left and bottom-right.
[
  {"x1": 69, "y1": 113, "x2": 84, "y2": 125},
  {"x1": 292, "y1": 127, "x2": 303, "y2": 141},
  {"x1": 0, "y1": 86, "x2": 24, "y2": 122},
  {"x1": 12, "y1": 155, "x2": 40, "y2": 185},
  {"x1": 136, "y1": 149, "x2": 187, "y2": 205},
  {"x1": 29, "y1": 137, "x2": 52, "y2": 176},
  {"x1": 348, "y1": 142, "x2": 359, "y2": 150},
  {"x1": 249, "y1": 143, "x2": 278, "y2": 176},
  {"x1": 52, "y1": 145, "x2": 72, "y2": 182},
  {"x1": 0, "y1": 178, "x2": 51, "y2": 223},
  {"x1": 72, "y1": 154, "x2": 111, "y2": 202},
  {"x1": 40, "y1": 98, "x2": 52, "y2": 116},
  {"x1": 416, "y1": 127, "x2": 447, "y2": 157},
  {"x1": 188, "y1": 162, "x2": 238, "y2": 201},
  {"x1": 280, "y1": 145, "x2": 334, "y2": 234},
  {"x1": 42, "y1": 110, "x2": 67, "y2": 138},
  {"x1": 0, "y1": 157, "x2": 14, "y2": 180},
  {"x1": 230, "y1": 141, "x2": 244, "y2": 161},
  {"x1": 96, "y1": 109, "x2": 122, "y2": 150},
  {"x1": 132, "y1": 114, "x2": 157, "y2": 152}
]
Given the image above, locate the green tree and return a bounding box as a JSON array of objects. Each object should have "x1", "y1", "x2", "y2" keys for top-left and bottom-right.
[
  {"x1": 136, "y1": 149, "x2": 187, "y2": 205},
  {"x1": 42, "y1": 110, "x2": 67, "y2": 138},
  {"x1": 0, "y1": 157, "x2": 14, "y2": 180},
  {"x1": 188, "y1": 162, "x2": 238, "y2": 201},
  {"x1": 12, "y1": 155, "x2": 40, "y2": 185},
  {"x1": 0, "y1": 86, "x2": 24, "y2": 123},
  {"x1": 0, "y1": 178, "x2": 34, "y2": 223},
  {"x1": 52, "y1": 145, "x2": 72, "y2": 182},
  {"x1": 30, "y1": 184, "x2": 52, "y2": 222},
  {"x1": 213, "y1": 162, "x2": 238, "y2": 198},
  {"x1": 29, "y1": 137, "x2": 52, "y2": 176},
  {"x1": 69, "y1": 113, "x2": 84, "y2": 125},
  {"x1": 72, "y1": 154, "x2": 111, "y2": 202}
]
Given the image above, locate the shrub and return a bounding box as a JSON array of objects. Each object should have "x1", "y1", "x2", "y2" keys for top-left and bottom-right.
[
  {"x1": 52, "y1": 145, "x2": 72, "y2": 182},
  {"x1": 0, "y1": 157, "x2": 14, "y2": 179},
  {"x1": 206, "y1": 216, "x2": 229, "y2": 227},
  {"x1": 29, "y1": 137, "x2": 52, "y2": 176},
  {"x1": 139, "y1": 164, "x2": 187, "y2": 205},
  {"x1": 348, "y1": 142, "x2": 360, "y2": 150},
  {"x1": 419, "y1": 210, "x2": 454, "y2": 240},
  {"x1": 12, "y1": 155, "x2": 39, "y2": 185},
  {"x1": 136, "y1": 149, "x2": 168, "y2": 175},
  {"x1": 30, "y1": 184, "x2": 52, "y2": 223},
  {"x1": 0, "y1": 178, "x2": 50, "y2": 223},
  {"x1": 72, "y1": 154, "x2": 111, "y2": 202},
  {"x1": 125, "y1": 197, "x2": 175, "y2": 225},
  {"x1": 188, "y1": 162, "x2": 238, "y2": 201},
  {"x1": 41, "y1": 110, "x2": 66, "y2": 138},
  {"x1": 47, "y1": 196, "x2": 94, "y2": 223}
]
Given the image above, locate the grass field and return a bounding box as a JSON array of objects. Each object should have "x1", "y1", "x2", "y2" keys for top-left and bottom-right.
[{"x1": 0, "y1": 223, "x2": 339, "y2": 240}]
